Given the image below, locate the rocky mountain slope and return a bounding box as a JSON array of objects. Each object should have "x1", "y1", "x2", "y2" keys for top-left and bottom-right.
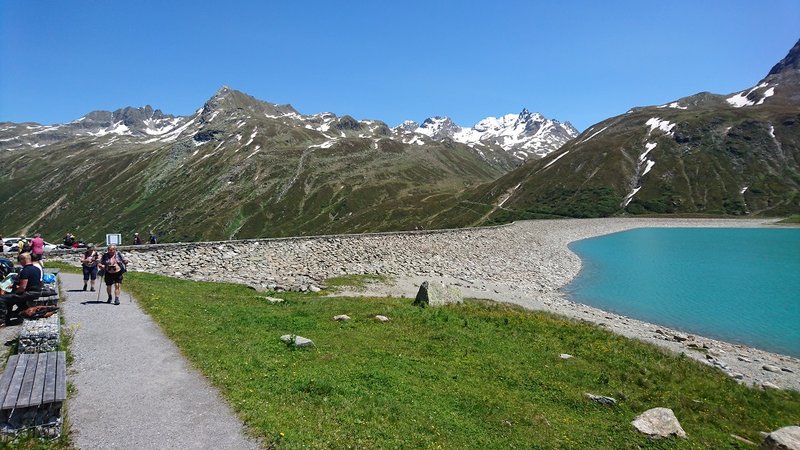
[
  {"x1": 470, "y1": 39, "x2": 800, "y2": 222},
  {"x1": 396, "y1": 109, "x2": 578, "y2": 160},
  {"x1": 1, "y1": 87, "x2": 531, "y2": 242}
]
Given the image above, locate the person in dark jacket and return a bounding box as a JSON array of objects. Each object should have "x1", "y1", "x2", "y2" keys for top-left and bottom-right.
[{"x1": 0, "y1": 253, "x2": 42, "y2": 326}]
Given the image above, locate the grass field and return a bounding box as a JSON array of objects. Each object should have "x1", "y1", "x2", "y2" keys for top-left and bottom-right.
[
  {"x1": 109, "y1": 271, "x2": 800, "y2": 449},
  {"x1": 777, "y1": 214, "x2": 800, "y2": 224}
]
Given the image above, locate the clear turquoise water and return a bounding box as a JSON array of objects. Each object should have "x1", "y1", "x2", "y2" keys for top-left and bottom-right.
[{"x1": 565, "y1": 228, "x2": 800, "y2": 357}]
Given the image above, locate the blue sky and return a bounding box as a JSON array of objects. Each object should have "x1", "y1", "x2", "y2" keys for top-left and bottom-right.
[{"x1": 1, "y1": 1, "x2": 798, "y2": 131}]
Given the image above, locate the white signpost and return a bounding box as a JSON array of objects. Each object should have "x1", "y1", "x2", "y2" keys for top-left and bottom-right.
[{"x1": 105, "y1": 233, "x2": 122, "y2": 246}]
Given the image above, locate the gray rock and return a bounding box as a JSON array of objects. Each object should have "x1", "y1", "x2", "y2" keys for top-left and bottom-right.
[
  {"x1": 585, "y1": 393, "x2": 617, "y2": 406},
  {"x1": 631, "y1": 407, "x2": 687, "y2": 439},
  {"x1": 413, "y1": 281, "x2": 463, "y2": 307},
  {"x1": 559, "y1": 353, "x2": 573, "y2": 360},
  {"x1": 261, "y1": 296, "x2": 284, "y2": 304},
  {"x1": 279, "y1": 334, "x2": 314, "y2": 348},
  {"x1": 763, "y1": 364, "x2": 781, "y2": 373},
  {"x1": 309, "y1": 285, "x2": 321, "y2": 293},
  {"x1": 762, "y1": 382, "x2": 782, "y2": 390},
  {"x1": 333, "y1": 314, "x2": 351, "y2": 321},
  {"x1": 672, "y1": 333, "x2": 689, "y2": 342},
  {"x1": 375, "y1": 315, "x2": 390, "y2": 322},
  {"x1": 760, "y1": 426, "x2": 800, "y2": 450}
]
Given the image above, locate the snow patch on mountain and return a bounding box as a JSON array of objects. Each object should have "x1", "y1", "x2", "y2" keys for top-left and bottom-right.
[
  {"x1": 756, "y1": 86, "x2": 775, "y2": 105},
  {"x1": 640, "y1": 142, "x2": 657, "y2": 161},
  {"x1": 577, "y1": 125, "x2": 608, "y2": 145},
  {"x1": 642, "y1": 159, "x2": 656, "y2": 176},
  {"x1": 645, "y1": 118, "x2": 676, "y2": 136},
  {"x1": 657, "y1": 101, "x2": 688, "y2": 110},
  {"x1": 726, "y1": 82, "x2": 772, "y2": 108}
]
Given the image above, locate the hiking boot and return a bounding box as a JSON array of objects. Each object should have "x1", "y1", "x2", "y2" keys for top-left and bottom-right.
[
  {"x1": 107, "y1": 295, "x2": 112, "y2": 303},
  {"x1": 114, "y1": 297, "x2": 120, "y2": 306},
  {"x1": 90, "y1": 287, "x2": 95, "y2": 292},
  {"x1": 82, "y1": 285, "x2": 87, "y2": 291}
]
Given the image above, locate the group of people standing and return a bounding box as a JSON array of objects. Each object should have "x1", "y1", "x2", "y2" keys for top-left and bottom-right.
[
  {"x1": 0, "y1": 232, "x2": 136, "y2": 325},
  {"x1": 133, "y1": 232, "x2": 158, "y2": 245},
  {"x1": 80, "y1": 244, "x2": 129, "y2": 305},
  {"x1": 9, "y1": 233, "x2": 46, "y2": 260}
]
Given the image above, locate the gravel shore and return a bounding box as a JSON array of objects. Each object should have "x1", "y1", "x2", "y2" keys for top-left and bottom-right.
[{"x1": 85, "y1": 217, "x2": 800, "y2": 391}]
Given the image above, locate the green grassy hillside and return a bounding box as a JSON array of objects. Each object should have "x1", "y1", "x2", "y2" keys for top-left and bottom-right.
[{"x1": 0, "y1": 114, "x2": 503, "y2": 243}]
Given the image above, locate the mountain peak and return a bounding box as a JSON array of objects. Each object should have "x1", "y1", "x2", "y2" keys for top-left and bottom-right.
[
  {"x1": 767, "y1": 39, "x2": 800, "y2": 77},
  {"x1": 417, "y1": 116, "x2": 460, "y2": 140},
  {"x1": 202, "y1": 87, "x2": 298, "y2": 118}
]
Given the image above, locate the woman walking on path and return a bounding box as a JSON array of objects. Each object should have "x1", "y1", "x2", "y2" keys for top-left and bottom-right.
[
  {"x1": 80, "y1": 244, "x2": 99, "y2": 291},
  {"x1": 98, "y1": 245, "x2": 129, "y2": 305}
]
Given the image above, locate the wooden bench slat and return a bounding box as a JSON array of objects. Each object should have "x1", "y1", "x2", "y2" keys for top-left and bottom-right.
[
  {"x1": 42, "y1": 352, "x2": 57, "y2": 404},
  {"x1": 19, "y1": 353, "x2": 49, "y2": 408},
  {"x1": 2, "y1": 355, "x2": 28, "y2": 409},
  {"x1": 55, "y1": 352, "x2": 66, "y2": 402},
  {"x1": 0, "y1": 354, "x2": 20, "y2": 407},
  {"x1": 15, "y1": 354, "x2": 38, "y2": 408}
]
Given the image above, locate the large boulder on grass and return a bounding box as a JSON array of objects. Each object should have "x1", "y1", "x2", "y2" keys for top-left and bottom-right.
[
  {"x1": 761, "y1": 426, "x2": 800, "y2": 450},
  {"x1": 413, "y1": 281, "x2": 463, "y2": 307},
  {"x1": 280, "y1": 334, "x2": 314, "y2": 348},
  {"x1": 632, "y1": 407, "x2": 687, "y2": 439}
]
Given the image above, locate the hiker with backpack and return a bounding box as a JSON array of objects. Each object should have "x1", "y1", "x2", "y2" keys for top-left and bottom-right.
[
  {"x1": 98, "y1": 245, "x2": 129, "y2": 305},
  {"x1": 80, "y1": 243, "x2": 100, "y2": 291},
  {"x1": 17, "y1": 236, "x2": 30, "y2": 256}
]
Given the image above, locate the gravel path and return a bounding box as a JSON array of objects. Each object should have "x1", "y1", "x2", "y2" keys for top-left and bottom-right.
[{"x1": 60, "y1": 272, "x2": 260, "y2": 450}]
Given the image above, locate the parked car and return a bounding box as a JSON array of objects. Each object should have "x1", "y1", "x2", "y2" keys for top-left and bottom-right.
[{"x1": 1, "y1": 237, "x2": 58, "y2": 253}]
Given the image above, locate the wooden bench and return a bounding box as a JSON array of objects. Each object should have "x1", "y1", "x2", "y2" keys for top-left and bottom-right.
[{"x1": 0, "y1": 352, "x2": 66, "y2": 437}]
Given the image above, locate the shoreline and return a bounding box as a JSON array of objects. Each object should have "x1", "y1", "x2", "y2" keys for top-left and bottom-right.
[{"x1": 332, "y1": 218, "x2": 800, "y2": 391}]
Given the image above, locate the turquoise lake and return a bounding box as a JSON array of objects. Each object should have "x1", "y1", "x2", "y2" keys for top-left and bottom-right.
[{"x1": 565, "y1": 228, "x2": 800, "y2": 357}]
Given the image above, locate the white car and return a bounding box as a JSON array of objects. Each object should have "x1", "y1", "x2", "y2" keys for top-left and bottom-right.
[{"x1": 2, "y1": 237, "x2": 58, "y2": 253}]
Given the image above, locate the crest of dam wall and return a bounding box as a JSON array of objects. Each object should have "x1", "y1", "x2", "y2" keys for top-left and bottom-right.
[{"x1": 49, "y1": 221, "x2": 577, "y2": 293}]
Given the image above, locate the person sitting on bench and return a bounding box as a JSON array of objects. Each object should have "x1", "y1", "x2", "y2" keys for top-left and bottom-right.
[{"x1": 0, "y1": 253, "x2": 42, "y2": 326}]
